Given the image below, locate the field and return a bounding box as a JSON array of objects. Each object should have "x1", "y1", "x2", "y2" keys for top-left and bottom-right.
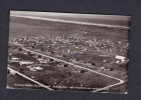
[{"x1": 9, "y1": 17, "x2": 129, "y2": 40}]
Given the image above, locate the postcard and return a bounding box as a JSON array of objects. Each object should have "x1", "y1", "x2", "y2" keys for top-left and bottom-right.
[{"x1": 7, "y1": 10, "x2": 130, "y2": 94}]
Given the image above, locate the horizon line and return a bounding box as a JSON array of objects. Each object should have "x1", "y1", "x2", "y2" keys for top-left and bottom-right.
[{"x1": 10, "y1": 15, "x2": 130, "y2": 29}]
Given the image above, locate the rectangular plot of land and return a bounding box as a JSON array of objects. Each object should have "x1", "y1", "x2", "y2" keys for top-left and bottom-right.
[{"x1": 8, "y1": 48, "x2": 119, "y2": 91}]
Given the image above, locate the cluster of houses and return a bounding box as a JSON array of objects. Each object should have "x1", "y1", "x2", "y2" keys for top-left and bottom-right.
[
  {"x1": 97, "y1": 39, "x2": 129, "y2": 54},
  {"x1": 9, "y1": 36, "x2": 128, "y2": 75},
  {"x1": 10, "y1": 57, "x2": 34, "y2": 66},
  {"x1": 9, "y1": 55, "x2": 48, "y2": 72}
]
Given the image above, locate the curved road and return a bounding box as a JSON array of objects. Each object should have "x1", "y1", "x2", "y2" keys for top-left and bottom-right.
[{"x1": 10, "y1": 42, "x2": 124, "y2": 92}]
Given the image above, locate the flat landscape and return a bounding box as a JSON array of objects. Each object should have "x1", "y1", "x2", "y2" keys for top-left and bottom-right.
[{"x1": 7, "y1": 14, "x2": 130, "y2": 93}]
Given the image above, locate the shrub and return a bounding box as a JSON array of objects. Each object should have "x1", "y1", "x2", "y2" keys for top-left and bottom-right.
[
  {"x1": 18, "y1": 48, "x2": 22, "y2": 51},
  {"x1": 50, "y1": 59, "x2": 54, "y2": 62},
  {"x1": 38, "y1": 55, "x2": 42, "y2": 58},
  {"x1": 51, "y1": 51, "x2": 54, "y2": 54},
  {"x1": 110, "y1": 68, "x2": 114, "y2": 71},
  {"x1": 64, "y1": 64, "x2": 68, "y2": 67},
  {"x1": 41, "y1": 48, "x2": 44, "y2": 51},
  {"x1": 80, "y1": 70, "x2": 85, "y2": 73}
]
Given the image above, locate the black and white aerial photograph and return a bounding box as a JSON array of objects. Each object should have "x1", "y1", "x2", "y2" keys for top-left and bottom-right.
[{"x1": 7, "y1": 10, "x2": 131, "y2": 94}]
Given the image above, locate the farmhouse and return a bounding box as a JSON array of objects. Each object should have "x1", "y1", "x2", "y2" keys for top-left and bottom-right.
[
  {"x1": 19, "y1": 61, "x2": 34, "y2": 66},
  {"x1": 115, "y1": 55, "x2": 126, "y2": 62},
  {"x1": 11, "y1": 57, "x2": 20, "y2": 62}
]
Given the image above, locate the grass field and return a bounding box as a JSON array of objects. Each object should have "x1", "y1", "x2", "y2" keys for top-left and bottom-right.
[{"x1": 8, "y1": 45, "x2": 119, "y2": 91}]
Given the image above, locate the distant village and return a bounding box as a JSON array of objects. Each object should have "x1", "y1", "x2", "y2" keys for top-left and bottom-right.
[{"x1": 8, "y1": 34, "x2": 129, "y2": 75}]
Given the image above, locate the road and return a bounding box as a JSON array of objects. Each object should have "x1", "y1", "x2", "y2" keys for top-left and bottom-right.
[
  {"x1": 10, "y1": 42, "x2": 124, "y2": 92},
  {"x1": 7, "y1": 67, "x2": 54, "y2": 90}
]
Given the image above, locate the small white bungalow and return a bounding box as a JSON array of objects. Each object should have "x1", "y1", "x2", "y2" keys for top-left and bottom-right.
[
  {"x1": 19, "y1": 61, "x2": 34, "y2": 66},
  {"x1": 115, "y1": 55, "x2": 126, "y2": 62},
  {"x1": 11, "y1": 57, "x2": 20, "y2": 62}
]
